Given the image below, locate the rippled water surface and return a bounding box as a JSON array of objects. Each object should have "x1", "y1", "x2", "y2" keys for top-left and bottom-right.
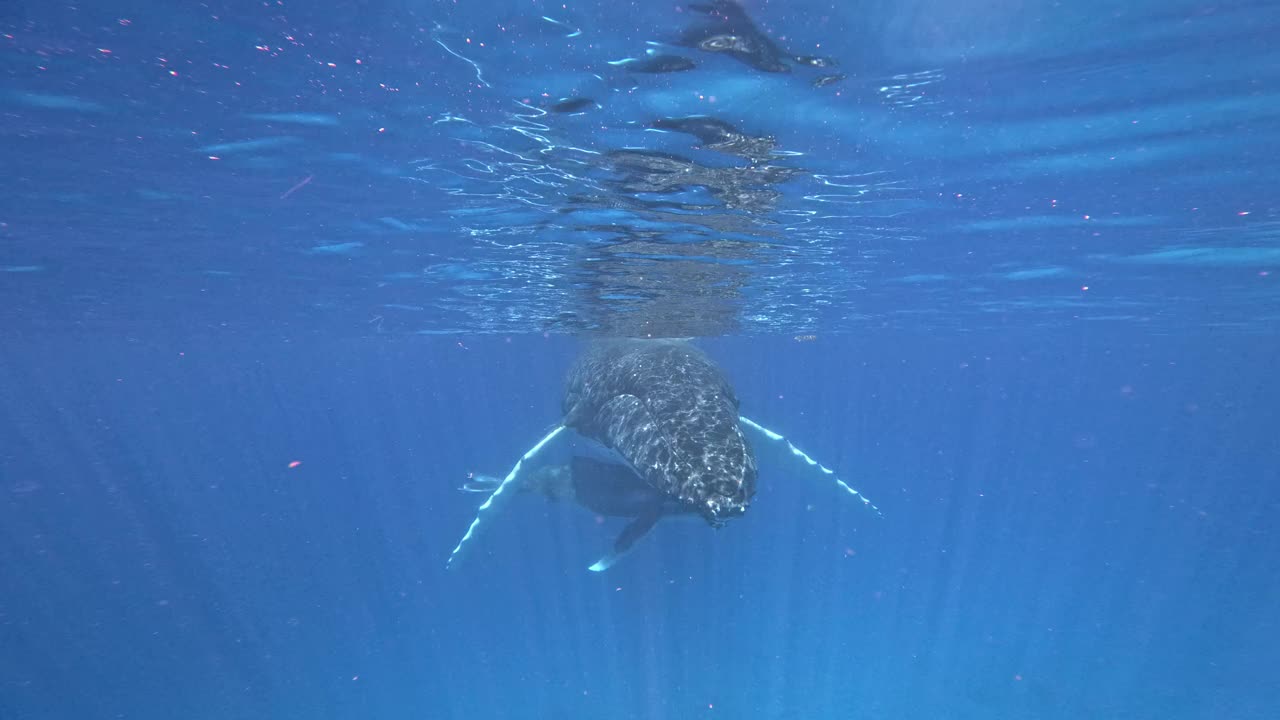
[{"x1": 4, "y1": 0, "x2": 1278, "y2": 336}]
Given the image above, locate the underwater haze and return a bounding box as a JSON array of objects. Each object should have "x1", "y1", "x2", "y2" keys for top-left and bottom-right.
[{"x1": 2, "y1": 1, "x2": 1279, "y2": 719}]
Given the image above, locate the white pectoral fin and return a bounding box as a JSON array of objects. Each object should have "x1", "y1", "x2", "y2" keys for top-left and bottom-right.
[
  {"x1": 588, "y1": 555, "x2": 618, "y2": 573},
  {"x1": 446, "y1": 425, "x2": 567, "y2": 569},
  {"x1": 739, "y1": 415, "x2": 881, "y2": 516},
  {"x1": 588, "y1": 503, "x2": 663, "y2": 573}
]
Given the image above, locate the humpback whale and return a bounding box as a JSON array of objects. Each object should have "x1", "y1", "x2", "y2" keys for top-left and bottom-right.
[
  {"x1": 446, "y1": 339, "x2": 878, "y2": 572},
  {"x1": 563, "y1": 339, "x2": 757, "y2": 525}
]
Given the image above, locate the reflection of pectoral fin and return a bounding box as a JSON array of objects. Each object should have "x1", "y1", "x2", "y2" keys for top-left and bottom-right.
[{"x1": 588, "y1": 504, "x2": 663, "y2": 573}]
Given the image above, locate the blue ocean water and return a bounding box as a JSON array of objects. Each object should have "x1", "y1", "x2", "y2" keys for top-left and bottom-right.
[{"x1": 2, "y1": 1, "x2": 1279, "y2": 719}]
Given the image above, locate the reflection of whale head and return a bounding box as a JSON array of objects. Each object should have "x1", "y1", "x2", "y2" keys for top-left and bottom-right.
[{"x1": 562, "y1": 339, "x2": 757, "y2": 525}]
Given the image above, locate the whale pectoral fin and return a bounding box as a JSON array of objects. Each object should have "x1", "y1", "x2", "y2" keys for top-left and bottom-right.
[
  {"x1": 738, "y1": 415, "x2": 881, "y2": 516},
  {"x1": 588, "y1": 503, "x2": 664, "y2": 573},
  {"x1": 446, "y1": 425, "x2": 567, "y2": 569}
]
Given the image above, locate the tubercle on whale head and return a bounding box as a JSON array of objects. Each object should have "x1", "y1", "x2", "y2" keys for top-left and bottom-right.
[
  {"x1": 699, "y1": 491, "x2": 750, "y2": 527},
  {"x1": 675, "y1": 489, "x2": 741, "y2": 526}
]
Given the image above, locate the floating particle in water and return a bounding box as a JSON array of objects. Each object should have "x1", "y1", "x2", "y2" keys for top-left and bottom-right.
[{"x1": 280, "y1": 174, "x2": 313, "y2": 199}]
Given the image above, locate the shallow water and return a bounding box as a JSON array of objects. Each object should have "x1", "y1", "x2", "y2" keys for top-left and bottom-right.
[
  {"x1": 3, "y1": 0, "x2": 1278, "y2": 336},
  {"x1": 2, "y1": 1, "x2": 1278, "y2": 718}
]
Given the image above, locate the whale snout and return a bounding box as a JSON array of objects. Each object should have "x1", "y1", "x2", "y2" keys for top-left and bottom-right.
[
  {"x1": 702, "y1": 496, "x2": 747, "y2": 526},
  {"x1": 695, "y1": 468, "x2": 755, "y2": 526}
]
